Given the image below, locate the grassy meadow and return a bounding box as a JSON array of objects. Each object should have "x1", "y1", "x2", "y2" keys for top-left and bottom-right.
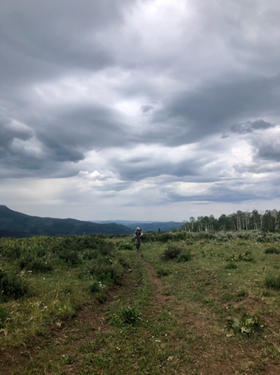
[{"x1": 1, "y1": 231, "x2": 280, "y2": 374}]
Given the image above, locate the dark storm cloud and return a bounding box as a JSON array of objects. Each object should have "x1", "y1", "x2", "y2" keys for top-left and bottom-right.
[
  {"x1": 0, "y1": 0, "x2": 137, "y2": 179},
  {"x1": 231, "y1": 120, "x2": 275, "y2": 134},
  {"x1": 110, "y1": 152, "x2": 221, "y2": 182},
  {"x1": 36, "y1": 104, "x2": 128, "y2": 153},
  {"x1": 112, "y1": 159, "x2": 198, "y2": 181},
  {"x1": 0, "y1": 103, "x2": 129, "y2": 177},
  {"x1": 0, "y1": 0, "x2": 135, "y2": 85},
  {"x1": 163, "y1": 179, "x2": 276, "y2": 204},
  {"x1": 0, "y1": 120, "x2": 34, "y2": 150},
  {"x1": 257, "y1": 146, "x2": 280, "y2": 162},
  {"x1": 253, "y1": 140, "x2": 280, "y2": 162},
  {"x1": 146, "y1": 75, "x2": 280, "y2": 146}
]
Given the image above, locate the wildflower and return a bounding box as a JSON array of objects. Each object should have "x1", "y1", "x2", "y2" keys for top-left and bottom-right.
[{"x1": 116, "y1": 346, "x2": 121, "y2": 351}]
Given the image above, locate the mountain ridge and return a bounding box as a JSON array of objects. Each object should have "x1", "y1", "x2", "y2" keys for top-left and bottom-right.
[
  {"x1": 94, "y1": 220, "x2": 183, "y2": 232},
  {"x1": 0, "y1": 205, "x2": 132, "y2": 237}
]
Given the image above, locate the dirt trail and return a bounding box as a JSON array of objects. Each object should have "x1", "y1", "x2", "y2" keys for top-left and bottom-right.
[{"x1": 139, "y1": 256, "x2": 172, "y2": 313}]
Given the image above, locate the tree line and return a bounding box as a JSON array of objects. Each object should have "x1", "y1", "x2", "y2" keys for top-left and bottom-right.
[{"x1": 182, "y1": 209, "x2": 280, "y2": 233}]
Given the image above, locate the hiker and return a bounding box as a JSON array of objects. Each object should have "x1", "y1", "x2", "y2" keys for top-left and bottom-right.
[{"x1": 134, "y1": 227, "x2": 143, "y2": 251}]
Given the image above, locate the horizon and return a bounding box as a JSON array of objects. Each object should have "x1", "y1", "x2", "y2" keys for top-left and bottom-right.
[
  {"x1": 1, "y1": 1, "x2": 279, "y2": 221},
  {"x1": 1, "y1": 204, "x2": 277, "y2": 224}
]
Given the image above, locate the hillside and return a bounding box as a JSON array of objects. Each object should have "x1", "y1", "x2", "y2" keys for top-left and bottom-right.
[
  {"x1": 95, "y1": 220, "x2": 183, "y2": 232},
  {"x1": 0, "y1": 205, "x2": 132, "y2": 237}
]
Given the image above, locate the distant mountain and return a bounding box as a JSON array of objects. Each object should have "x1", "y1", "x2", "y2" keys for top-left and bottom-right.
[
  {"x1": 0, "y1": 205, "x2": 132, "y2": 237},
  {"x1": 95, "y1": 220, "x2": 183, "y2": 232}
]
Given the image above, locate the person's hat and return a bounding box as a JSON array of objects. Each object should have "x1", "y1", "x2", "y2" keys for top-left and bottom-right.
[{"x1": 136, "y1": 227, "x2": 141, "y2": 230}]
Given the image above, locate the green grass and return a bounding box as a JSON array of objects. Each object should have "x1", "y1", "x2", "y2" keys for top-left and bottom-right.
[{"x1": 1, "y1": 234, "x2": 280, "y2": 374}]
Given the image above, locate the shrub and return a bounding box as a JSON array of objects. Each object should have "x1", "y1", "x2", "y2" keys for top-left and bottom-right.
[
  {"x1": 157, "y1": 233, "x2": 174, "y2": 243},
  {"x1": 0, "y1": 269, "x2": 29, "y2": 301},
  {"x1": 3, "y1": 245, "x2": 21, "y2": 259},
  {"x1": 177, "y1": 251, "x2": 192, "y2": 262},
  {"x1": 214, "y1": 233, "x2": 230, "y2": 242},
  {"x1": 117, "y1": 256, "x2": 131, "y2": 268},
  {"x1": 162, "y1": 244, "x2": 182, "y2": 260},
  {"x1": 264, "y1": 274, "x2": 280, "y2": 290},
  {"x1": 157, "y1": 267, "x2": 170, "y2": 277},
  {"x1": 264, "y1": 247, "x2": 280, "y2": 254},
  {"x1": 118, "y1": 242, "x2": 133, "y2": 250},
  {"x1": 111, "y1": 306, "x2": 141, "y2": 326},
  {"x1": 82, "y1": 249, "x2": 99, "y2": 260},
  {"x1": 227, "y1": 251, "x2": 254, "y2": 262},
  {"x1": 240, "y1": 251, "x2": 254, "y2": 262},
  {"x1": 89, "y1": 281, "x2": 101, "y2": 294},
  {"x1": 225, "y1": 262, "x2": 238, "y2": 270},
  {"x1": 19, "y1": 258, "x2": 53, "y2": 273},
  {"x1": 58, "y1": 250, "x2": 81, "y2": 266},
  {"x1": 0, "y1": 305, "x2": 9, "y2": 328},
  {"x1": 99, "y1": 241, "x2": 115, "y2": 256},
  {"x1": 90, "y1": 260, "x2": 124, "y2": 286}
]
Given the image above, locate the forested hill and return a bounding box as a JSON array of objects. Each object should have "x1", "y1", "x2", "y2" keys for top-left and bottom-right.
[{"x1": 0, "y1": 206, "x2": 132, "y2": 237}]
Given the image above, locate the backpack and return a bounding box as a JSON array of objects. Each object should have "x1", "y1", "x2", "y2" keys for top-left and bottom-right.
[{"x1": 135, "y1": 229, "x2": 142, "y2": 238}]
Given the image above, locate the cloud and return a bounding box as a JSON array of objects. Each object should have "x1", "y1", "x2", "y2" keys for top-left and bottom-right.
[
  {"x1": 141, "y1": 105, "x2": 154, "y2": 113},
  {"x1": 251, "y1": 128, "x2": 280, "y2": 162},
  {"x1": 146, "y1": 75, "x2": 280, "y2": 146},
  {"x1": 231, "y1": 120, "x2": 275, "y2": 134},
  {"x1": 1, "y1": 0, "x2": 280, "y2": 221}
]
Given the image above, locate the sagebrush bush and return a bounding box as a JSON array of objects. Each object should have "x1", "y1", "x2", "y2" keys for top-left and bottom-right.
[
  {"x1": 0, "y1": 269, "x2": 29, "y2": 300},
  {"x1": 90, "y1": 259, "x2": 124, "y2": 286},
  {"x1": 2, "y1": 244, "x2": 21, "y2": 259},
  {"x1": 157, "y1": 233, "x2": 174, "y2": 243},
  {"x1": 162, "y1": 244, "x2": 182, "y2": 260},
  {"x1": 264, "y1": 247, "x2": 280, "y2": 254},
  {"x1": 214, "y1": 233, "x2": 230, "y2": 242},
  {"x1": 177, "y1": 251, "x2": 192, "y2": 262},
  {"x1": 157, "y1": 267, "x2": 170, "y2": 277},
  {"x1": 58, "y1": 250, "x2": 81, "y2": 266},
  {"x1": 264, "y1": 274, "x2": 280, "y2": 290},
  {"x1": 19, "y1": 257, "x2": 53, "y2": 273},
  {"x1": 99, "y1": 241, "x2": 115, "y2": 255},
  {"x1": 82, "y1": 249, "x2": 99, "y2": 260},
  {"x1": 118, "y1": 242, "x2": 133, "y2": 250}
]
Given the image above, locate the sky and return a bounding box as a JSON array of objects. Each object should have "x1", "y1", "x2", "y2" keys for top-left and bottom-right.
[{"x1": 0, "y1": 0, "x2": 279, "y2": 222}]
